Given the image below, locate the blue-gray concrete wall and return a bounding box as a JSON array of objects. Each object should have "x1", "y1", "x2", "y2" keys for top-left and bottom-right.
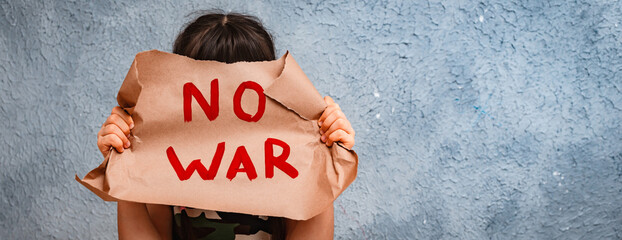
[{"x1": 1, "y1": 0, "x2": 621, "y2": 239}]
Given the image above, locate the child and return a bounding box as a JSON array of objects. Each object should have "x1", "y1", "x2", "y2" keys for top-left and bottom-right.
[{"x1": 96, "y1": 11, "x2": 356, "y2": 240}]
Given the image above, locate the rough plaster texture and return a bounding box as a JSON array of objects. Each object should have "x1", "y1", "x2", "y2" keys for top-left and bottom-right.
[{"x1": 1, "y1": 0, "x2": 621, "y2": 239}]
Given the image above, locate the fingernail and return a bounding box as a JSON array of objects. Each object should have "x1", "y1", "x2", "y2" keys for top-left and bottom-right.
[
  {"x1": 125, "y1": 141, "x2": 131, "y2": 148},
  {"x1": 318, "y1": 121, "x2": 322, "y2": 127},
  {"x1": 129, "y1": 123, "x2": 134, "y2": 129},
  {"x1": 319, "y1": 129, "x2": 324, "y2": 135},
  {"x1": 321, "y1": 135, "x2": 326, "y2": 142}
]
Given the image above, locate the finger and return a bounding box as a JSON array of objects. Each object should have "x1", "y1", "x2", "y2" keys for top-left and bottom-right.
[
  {"x1": 103, "y1": 113, "x2": 131, "y2": 136},
  {"x1": 320, "y1": 110, "x2": 346, "y2": 133},
  {"x1": 101, "y1": 124, "x2": 130, "y2": 147},
  {"x1": 325, "y1": 129, "x2": 351, "y2": 147},
  {"x1": 323, "y1": 118, "x2": 354, "y2": 139},
  {"x1": 318, "y1": 103, "x2": 340, "y2": 126},
  {"x1": 112, "y1": 106, "x2": 135, "y2": 129},
  {"x1": 100, "y1": 134, "x2": 125, "y2": 153},
  {"x1": 326, "y1": 129, "x2": 354, "y2": 149},
  {"x1": 324, "y1": 96, "x2": 335, "y2": 105},
  {"x1": 97, "y1": 136, "x2": 111, "y2": 157}
]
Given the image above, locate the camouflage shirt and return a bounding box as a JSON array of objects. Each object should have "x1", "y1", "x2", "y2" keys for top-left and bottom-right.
[{"x1": 172, "y1": 206, "x2": 285, "y2": 240}]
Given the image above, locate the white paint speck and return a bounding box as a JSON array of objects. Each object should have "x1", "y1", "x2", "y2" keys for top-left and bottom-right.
[
  {"x1": 423, "y1": 219, "x2": 427, "y2": 224},
  {"x1": 558, "y1": 182, "x2": 562, "y2": 187},
  {"x1": 553, "y1": 171, "x2": 561, "y2": 176},
  {"x1": 560, "y1": 176, "x2": 564, "y2": 180},
  {"x1": 373, "y1": 91, "x2": 380, "y2": 98},
  {"x1": 376, "y1": 113, "x2": 381, "y2": 119},
  {"x1": 391, "y1": 107, "x2": 395, "y2": 113},
  {"x1": 479, "y1": 15, "x2": 484, "y2": 22}
]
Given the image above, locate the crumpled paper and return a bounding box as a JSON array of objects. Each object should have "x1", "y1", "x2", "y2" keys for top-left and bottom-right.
[{"x1": 76, "y1": 50, "x2": 358, "y2": 220}]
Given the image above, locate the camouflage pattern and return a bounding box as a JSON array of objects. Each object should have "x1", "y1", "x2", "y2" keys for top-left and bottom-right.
[{"x1": 172, "y1": 206, "x2": 282, "y2": 240}]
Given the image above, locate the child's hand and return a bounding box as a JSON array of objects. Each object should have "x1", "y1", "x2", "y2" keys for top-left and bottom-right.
[
  {"x1": 318, "y1": 96, "x2": 355, "y2": 149},
  {"x1": 97, "y1": 106, "x2": 134, "y2": 157}
]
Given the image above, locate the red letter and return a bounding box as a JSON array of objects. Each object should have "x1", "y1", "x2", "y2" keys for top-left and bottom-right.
[
  {"x1": 226, "y1": 146, "x2": 258, "y2": 181},
  {"x1": 184, "y1": 79, "x2": 219, "y2": 122},
  {"x1": 265, "y1": 138, "x2": 298, "y2": 179},
  {"x1": 233, "y1": 81, "x2": 265, "y2": 122},
  {"x1": 166, "y1": 142, "x2": 225, "y2": 181}
]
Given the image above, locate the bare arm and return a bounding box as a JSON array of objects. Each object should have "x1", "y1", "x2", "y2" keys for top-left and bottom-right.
[
  {"x1": 285, "y1": 96, "x2": 355, "y2": 240},
  {"x1": 146, "y1": 204, "x2": 173, "y2": 239},
  {"x1": 117, "y1": 201, "x2": 162, "y2": 240},
  {"x1": 285, "y1": 203, "x2": 334, "y2": 240},
  {"x1": 97, "y1": 107, "x2": 172, "y2": 239}
]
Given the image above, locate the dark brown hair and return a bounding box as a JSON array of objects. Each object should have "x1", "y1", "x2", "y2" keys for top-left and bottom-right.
[
  {"x1": 173, "y1": 11, "x2": 276, "y2": 63},
  {"x1": 171, "y1": 11, "x2": 285, "y2": 240}
]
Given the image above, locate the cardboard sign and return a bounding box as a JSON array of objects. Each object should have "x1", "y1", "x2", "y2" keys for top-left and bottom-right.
[{"x1": 76, "y1": 50, "x2": 358, "y2": 220}]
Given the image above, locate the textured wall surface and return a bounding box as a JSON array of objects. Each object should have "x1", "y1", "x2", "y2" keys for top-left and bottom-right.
[{"x1": 1, "y1": 0, "x2": 621, "y2": 239}]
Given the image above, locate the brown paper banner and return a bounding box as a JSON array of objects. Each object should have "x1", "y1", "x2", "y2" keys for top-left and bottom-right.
[{"x1": 76, "y1": 50, "x2": 358, "y2": 220}]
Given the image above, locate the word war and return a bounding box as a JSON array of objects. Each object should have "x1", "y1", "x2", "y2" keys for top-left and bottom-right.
[{"x1": 166, "y1": 138, "x2": 299, "y2": 181}]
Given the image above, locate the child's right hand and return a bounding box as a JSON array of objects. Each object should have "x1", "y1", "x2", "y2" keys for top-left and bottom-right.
[{"x1": 97, "y1": 106, "x2": 134, "y2": 157}]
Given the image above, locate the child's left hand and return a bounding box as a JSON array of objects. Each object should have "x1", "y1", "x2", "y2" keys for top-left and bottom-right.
[{"x1": 318, "y1": 96, "x2": 355, "y2": 149}]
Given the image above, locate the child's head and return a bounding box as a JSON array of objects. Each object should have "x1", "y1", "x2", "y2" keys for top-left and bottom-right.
[{"x1": 173, "y1": 11, "x2": 276, "y2": 63}]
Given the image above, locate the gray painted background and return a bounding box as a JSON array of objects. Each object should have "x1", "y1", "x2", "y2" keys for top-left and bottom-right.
[{"x1": 1, "y1": 0, "x2": 621, "y2": 239}]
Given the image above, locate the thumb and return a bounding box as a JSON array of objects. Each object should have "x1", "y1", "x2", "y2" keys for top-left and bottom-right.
[{"x1": 324, "y1": 96, "x2": 335, "y2": 105}]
